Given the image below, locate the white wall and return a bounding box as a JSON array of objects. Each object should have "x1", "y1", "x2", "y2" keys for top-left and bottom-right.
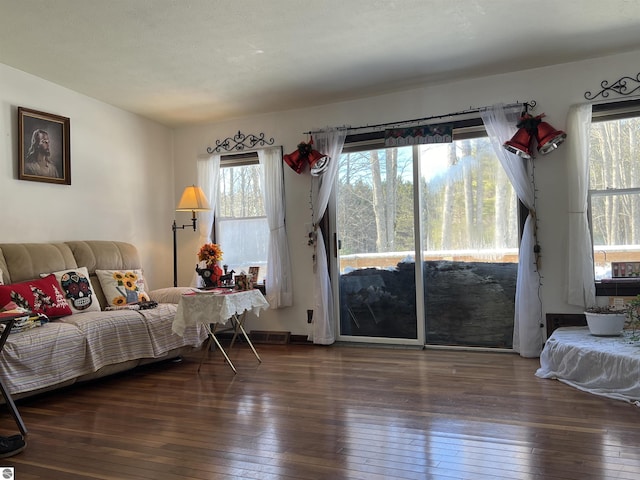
[
  {"x1": 173, "y1": 48, "x2": 640, "y2": 336},
  {"x1": 4, "y1": 48, "x2": 639, "y2": 338},
  {"x1": 0, "y1": 63, "x2": 175, "y2": 289}
]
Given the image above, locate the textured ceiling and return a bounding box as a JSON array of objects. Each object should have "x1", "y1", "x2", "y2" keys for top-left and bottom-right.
[{"x1": 2, "y1": 0, "x2": 640, "y2": 127}]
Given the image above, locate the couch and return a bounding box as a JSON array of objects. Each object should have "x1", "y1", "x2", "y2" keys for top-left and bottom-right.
[{"x1": 0, "y1": 240, "x2": 207, "y2": 399}]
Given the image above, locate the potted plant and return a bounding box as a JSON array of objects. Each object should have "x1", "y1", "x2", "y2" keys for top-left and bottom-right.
[
  {"x1": 584, "y1": 305, "x2": 627, "y2": 336},
  {"x1": 624, "y1": 295, "x2": 640, "y2": 341}
]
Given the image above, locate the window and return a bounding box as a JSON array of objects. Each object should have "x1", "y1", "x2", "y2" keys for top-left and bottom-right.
[
  {"x1": 215, "y1": 154, "x2": 268, "y2": 282},
  {"x1": 589, "y1": 101, "x2": 640, "y2": 285}
]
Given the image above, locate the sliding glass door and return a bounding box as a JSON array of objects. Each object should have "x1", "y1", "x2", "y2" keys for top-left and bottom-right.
[
  {"x1": 334, "y1": 131, "x2": 517, "y2": 348},
  {"x1": 336, "y1": 145, "x2": 419, "y2": 342}
]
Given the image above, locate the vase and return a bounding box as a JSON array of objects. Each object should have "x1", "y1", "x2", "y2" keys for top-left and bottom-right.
[{"x1": 584, "y1": 312, "x2": 626, "y2": 336}]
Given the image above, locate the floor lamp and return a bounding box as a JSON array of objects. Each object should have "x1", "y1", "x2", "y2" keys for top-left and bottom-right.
[{"x1": 173, "y1": 185, "x2": 211, "y2": 287}]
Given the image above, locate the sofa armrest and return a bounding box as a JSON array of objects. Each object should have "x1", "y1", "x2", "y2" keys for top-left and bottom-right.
[{"x1": 148, "y1": 287, "x2": 195, "y2": 304}]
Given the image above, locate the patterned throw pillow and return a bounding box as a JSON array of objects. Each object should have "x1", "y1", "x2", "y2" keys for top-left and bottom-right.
[
  {"x1": 0, "y1": 274, "x2": 73, "y2": 318},
  {"x1": 95, "y1": 269, "x2": 150, "y2": 307},
  {"x1": 42, "y1": 267, "x2": 102, "y2": 314}
]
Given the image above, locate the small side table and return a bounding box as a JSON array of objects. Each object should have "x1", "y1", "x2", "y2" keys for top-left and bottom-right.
[
  {"x1": 0, "y1": 313, "x2": 29, "y2": 436},
  {"x1": 172, "y1": 289, "x2": 269, "y2": 374}
]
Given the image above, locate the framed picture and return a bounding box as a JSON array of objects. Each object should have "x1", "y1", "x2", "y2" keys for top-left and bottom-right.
[
  {"x1": 18, "y1": 107, "x2": 71, "y2": 185},
  {"x1": 249, "y1": 266, "x2": 260, "y2": 283}
]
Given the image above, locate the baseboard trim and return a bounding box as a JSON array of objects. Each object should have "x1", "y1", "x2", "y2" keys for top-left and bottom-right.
[{"x1": 249, "y1": 330, "x2": 290, "y2": 344}]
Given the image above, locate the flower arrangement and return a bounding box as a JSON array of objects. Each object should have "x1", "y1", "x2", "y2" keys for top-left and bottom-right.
[
  {"x1": 197, "y1": 243, "x2": 223, "y2": 267},
  {"x1": 196, "y1": 243, "x2": 224, "y2": 288}
]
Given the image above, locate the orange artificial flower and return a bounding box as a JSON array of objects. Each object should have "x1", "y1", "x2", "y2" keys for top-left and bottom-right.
[{"x1": 197, "y1": 243, "x2": 223, "y2": 265}]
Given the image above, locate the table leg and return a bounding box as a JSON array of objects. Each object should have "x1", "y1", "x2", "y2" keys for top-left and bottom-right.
[
  {"x1": 229, "y1": 314, "x2": 262, "y2": 363},
  {"x1": 228, "y1": 313, "x2": 242, "y2": 350},
  {"x1": 197, "y1": 335, "x2": 212, "y2": 373},
  {"x1": 0, "y1": 321, "x2": 27, "y2": 436},
  {"x1": 200, "y1": 324, "x2": 237, "y2": 374},
  {"x1": 0, "y1": 378, "x2": 27, "y2": 436}
]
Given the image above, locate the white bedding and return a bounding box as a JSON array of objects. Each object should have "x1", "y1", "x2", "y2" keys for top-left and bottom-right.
[{"x1": 535, "y1": 326, "x2": 640, "y2": 405}]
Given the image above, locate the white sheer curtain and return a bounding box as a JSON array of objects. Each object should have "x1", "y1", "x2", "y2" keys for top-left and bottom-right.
[
  {"x1": 258, "y1": 146, "x2": 293, "y2": 308},
  {"x1": 192, "y1": 154, "x2": 220, "y2": 287},
  {"x1": 566, "y1": 104, "x2": 596, "y2": 307},
  {"x1": 310, "y1": 127, "x2": 348, "y2": 344},
  {"x1": 481, "y1": 104, "x2": 543, "y2": 358}
]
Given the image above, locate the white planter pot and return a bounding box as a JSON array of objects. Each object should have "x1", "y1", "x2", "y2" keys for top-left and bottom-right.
[{"x1": 584, "y1": 312, "x2": 626, "y2": 336}]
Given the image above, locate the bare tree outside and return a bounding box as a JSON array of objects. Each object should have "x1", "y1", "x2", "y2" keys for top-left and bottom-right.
[{"x1": 590, "y1": 116, "x2": 640, "y2": 278}]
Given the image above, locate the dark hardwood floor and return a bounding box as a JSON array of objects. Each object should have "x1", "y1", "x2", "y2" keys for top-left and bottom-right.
[{"x1": 1, "y1": 343, "x2": 639, "y2": 479}]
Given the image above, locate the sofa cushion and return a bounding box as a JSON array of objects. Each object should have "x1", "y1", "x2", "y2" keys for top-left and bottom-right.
[
  {"x1": 0, "y1": 274, "x2": 73, "y2": 318},
  {"x1": 43, "y1": 267, "x2": 102, "y2": 314},
  {"x1": 0, "y1": 243, "x2": 78, "y2": 285},
  {"x1": 95, "y1": 269, "x2": 150, "y2": 306},
  {"x1": 58, "y1": 309, "x2": 156, "y2": 371}
]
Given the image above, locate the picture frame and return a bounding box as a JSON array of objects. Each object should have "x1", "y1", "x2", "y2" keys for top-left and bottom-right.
[
  {"x1": 18, "y1": 107, "x2": 71, "y2": 185},
  {"x1": 249, "y1": 266, "x2": 260, "y2": 283}
]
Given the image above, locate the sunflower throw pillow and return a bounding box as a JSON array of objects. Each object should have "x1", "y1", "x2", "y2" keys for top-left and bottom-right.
[{"x1": 95, "y1": 269, "x2": 150, "y2": 307}]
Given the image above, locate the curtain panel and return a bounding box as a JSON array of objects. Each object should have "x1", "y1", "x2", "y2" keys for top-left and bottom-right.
[
  {"x1": 565, "y1": 104, "x2": 596, "y2": 307},
  {"x1": 258, "y1": 147, "x2": 293, "y2": 308},
  {"x1": 193, "y1": 154, "x2": 220, "y2": 287},
  {"x1": 481, "y1": 104, "x2": 543, "y2": 358},
  {"x1": 310, "y1": 127, "x2": 348, "y2": 344}
]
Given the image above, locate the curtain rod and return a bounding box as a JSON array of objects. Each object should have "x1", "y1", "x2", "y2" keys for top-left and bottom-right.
[{"x1": 303, "y1": 101, "x2": 534, "y2": 135}]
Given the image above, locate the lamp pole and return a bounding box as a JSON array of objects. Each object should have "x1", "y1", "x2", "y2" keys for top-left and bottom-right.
[
  {"x1": 172, "y1": 213, "x2": 197, "y2": 287},
  {"x1": 173, "y1": 185, "x2": 211, "y2": 287}
]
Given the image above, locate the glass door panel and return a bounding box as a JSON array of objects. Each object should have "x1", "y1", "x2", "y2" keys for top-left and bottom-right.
[
  {"x1": 336, "y1": 146, "x2": 418, "y2": 340},
  {"x1": 418, "y1": 139, "x2": 517, "y2": 348}
]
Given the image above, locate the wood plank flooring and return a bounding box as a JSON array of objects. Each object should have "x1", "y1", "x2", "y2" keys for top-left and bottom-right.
[{"x1": 1, "y1": 343, "x2": 639, "y2": 479}]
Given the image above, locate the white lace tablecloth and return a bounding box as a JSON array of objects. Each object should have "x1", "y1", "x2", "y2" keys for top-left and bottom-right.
[
  {"x1": 172, "y1": 289, "x2": 269, "y2": 337},
  {"x1": 535, "y1": 326, "x2": 640, "y2": 405}
]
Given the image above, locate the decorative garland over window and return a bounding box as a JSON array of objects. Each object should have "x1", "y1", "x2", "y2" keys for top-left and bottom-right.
[
  {"x1": 584, "y1": 71, "x2": 640, "y2": 100},
  {"x1": 207, "y1": 130, "x2": 275, "y2": 154}
]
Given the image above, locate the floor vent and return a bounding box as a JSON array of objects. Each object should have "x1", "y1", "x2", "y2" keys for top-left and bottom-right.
[
  {"x1": 249, "y1": 330, "x2": 291, "y2": 345},
  {"x1": 289, "y1": 334, "x2": 313, "y2": 344}
]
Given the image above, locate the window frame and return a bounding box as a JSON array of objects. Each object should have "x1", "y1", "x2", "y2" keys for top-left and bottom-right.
[
  {"x1": 213, "y1": 152, "x2": 265, "y2": 241},
  {"x1": 213, "y1": 152, "x2": 269, "y2": 282},
  {"x1": 589, "y1": 100, "x2": 640, "y2": 296}
]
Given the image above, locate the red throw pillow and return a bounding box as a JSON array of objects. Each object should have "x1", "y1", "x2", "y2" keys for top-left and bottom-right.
[{"x1": 0, "y1": 274, "x2": 73, "y2": 318}]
